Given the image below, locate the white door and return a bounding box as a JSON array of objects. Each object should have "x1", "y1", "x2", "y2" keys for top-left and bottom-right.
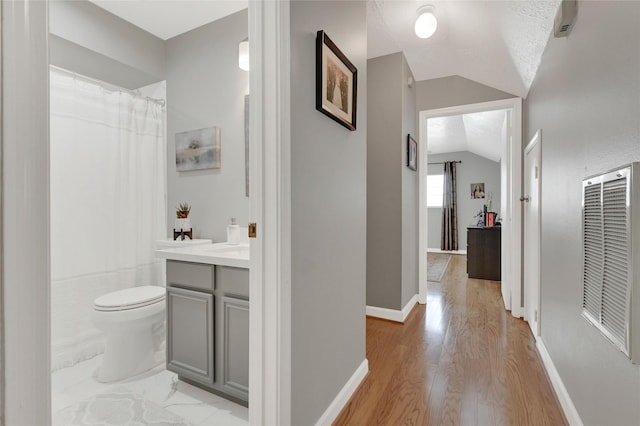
[{"x1": 524, "y1": 130, "x2": 541, "y2": 338}]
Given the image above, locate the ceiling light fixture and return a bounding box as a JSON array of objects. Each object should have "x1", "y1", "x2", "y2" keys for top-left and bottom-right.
[
  {"x1": 238, "y1": 38, "x2": 249, "y2": 71},
  {"x1": 414, "y1": 5, "x2": 437, "y2": 39}
]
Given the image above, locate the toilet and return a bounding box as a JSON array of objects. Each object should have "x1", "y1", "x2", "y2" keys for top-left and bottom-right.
[{"x1": 93, "y1": 286, "x2": 166, "y2": 383}]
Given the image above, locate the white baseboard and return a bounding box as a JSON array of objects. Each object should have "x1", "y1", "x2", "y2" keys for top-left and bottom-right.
[
  {"x1": 315, "y1": 358, "x2": 369, "y2": 426},
  {"x1": 401, "y1": 294, "x2": 418, "y2": 320},
  {"x1": 510, "y1": 305, "x2": 525, "y2": 319},
  {"x1": 366, "y1": 294, "x2": 418, "y2": 323},
  {"x1": 427, "y1": 248, "x2": 467, "y2": 255},
  {"x1": 418, "y1": 281, "x2": 427, "y2": 304},
  {"x1": 536, "y1": 339, "x2": 583, "y2": 426}
]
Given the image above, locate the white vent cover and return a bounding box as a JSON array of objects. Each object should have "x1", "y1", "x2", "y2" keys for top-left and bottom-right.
[
  {"x1": 554, "y1": 0, "x2": 577, "y2": 38},
  {"x1": 582, "y1": 163, "x2": 640, "y2": 362}
]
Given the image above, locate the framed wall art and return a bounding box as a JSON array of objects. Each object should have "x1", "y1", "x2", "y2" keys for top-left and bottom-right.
[
  {"x1": 316, "y1": 30, "x2": 357, "y2": 131},
  {"x1": 471, "y1": 183, "x2": 485, "y2": 199},
  {"x1": 175, "y1": 126, "x2": 221, "y2": 172}
]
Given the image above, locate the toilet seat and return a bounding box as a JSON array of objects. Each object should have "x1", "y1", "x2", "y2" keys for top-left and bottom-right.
[{"x1": 94, "y1": 286, "x2": 165, "y2": 312}]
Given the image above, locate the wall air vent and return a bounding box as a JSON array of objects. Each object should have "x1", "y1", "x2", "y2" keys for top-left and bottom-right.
[
  {"x1": 554, "y1": 0, "x2": 577, "y2": 38},
  {"x1": 582, "y1": 163, "x2": 640, "y2": 363}
]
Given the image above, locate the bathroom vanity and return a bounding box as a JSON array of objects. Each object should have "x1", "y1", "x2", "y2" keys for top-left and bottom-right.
[{"x1": 156, "y1": 243, "x2": 249, "y2": 405}]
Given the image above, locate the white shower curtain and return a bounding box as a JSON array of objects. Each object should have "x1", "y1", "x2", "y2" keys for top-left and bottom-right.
[{"x1": 50, "y1": 67, "x2": 167, "y2": 370}]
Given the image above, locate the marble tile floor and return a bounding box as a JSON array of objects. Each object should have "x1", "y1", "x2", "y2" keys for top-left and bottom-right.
[{"x1": 52, "y1": 355, "x2": 248, "y2": 426}]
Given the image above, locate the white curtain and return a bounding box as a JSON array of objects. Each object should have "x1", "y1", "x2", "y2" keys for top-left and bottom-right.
[{"x1": 50, "y1": 67, "x2": 167, "y2": 370}]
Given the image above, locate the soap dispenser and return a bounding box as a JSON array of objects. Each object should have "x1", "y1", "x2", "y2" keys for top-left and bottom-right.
[{"x1": 227, "y1": 218, "x2": 240, "y2": 245}]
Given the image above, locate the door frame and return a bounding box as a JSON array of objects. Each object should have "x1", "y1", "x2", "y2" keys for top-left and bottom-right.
[
  {"x1": 524, "y1": 130, "x2": 542, "y2": 338},
  {"x1": 248, "y1": 1, "x2": 292, "y2": 425},
  {"x1": 2, "y1": 1, "x2": 51, "y2": 424},
  {"x1": 418, "y1": 98, "x2": 524, "y2": 318},
  {"x1": 2, "y1": 0, "x2": 287, "y2": 424}
]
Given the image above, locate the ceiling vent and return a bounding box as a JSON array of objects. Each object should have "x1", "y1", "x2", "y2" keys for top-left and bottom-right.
[{"x1": 554, "y1": 0, "x2": 577, "y2": 38}]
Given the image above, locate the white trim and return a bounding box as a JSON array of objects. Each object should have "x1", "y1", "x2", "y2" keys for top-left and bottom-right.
[
  {"x1": 315, "y1": 358, "x2": 369, "y2": 426},
  {"x1": 524, "y1": 130, "x2": 542, "y2": 338},
  {"x1": 402, "y1": 294, "x2": 418, "y2": 319},
  {"x1": 248, "y1": 1, "x2": 291, "y2": 425},
  {"x1": 427, "y1": 248, "x2": 467, "y2": 255},
  {"x1": 418, "y1": 117, "x2": 428, "y2": 304},
  {"x1": 2, "y1": 1, "x2": 51, "y2": 424},
  {"x1": 525, "y1": 130, "x2": 541, "y2": 153},
  {"x1": 366, "y1": 306, "x2": 403, "y2": 322},
  {"x1": 0, "y1": 1, "x2": 4, "y2": 421},
  {"x1": 536, "y1": 339, "x2": 584, "y2": 426},
  {"x1": 418, "y1": 98, "x2": 523, "y2": 318},
  {"x1": 366, "y1": 294, "x2": 418, "y2": 323}
]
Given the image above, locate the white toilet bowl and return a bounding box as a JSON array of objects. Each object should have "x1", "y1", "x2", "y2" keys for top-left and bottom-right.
[{"x1": 93, "y1": 286, "x2": 166, "y2": 383}]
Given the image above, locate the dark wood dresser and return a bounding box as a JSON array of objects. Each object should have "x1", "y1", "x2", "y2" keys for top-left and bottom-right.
[{"x1": 467, "y1": 226, "x2": 501, "y2": 281}]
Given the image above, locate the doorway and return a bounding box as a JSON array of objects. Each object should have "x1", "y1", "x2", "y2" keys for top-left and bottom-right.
[
  {"x1": 418, "y1": 98, "x2": 523, "y2": 318},
  {"x1": 2, "y1": 1, "x2": 281, "y2": 424},
  {"x1": 524, "y1": 130, "x2": 542, "y2": 338}
]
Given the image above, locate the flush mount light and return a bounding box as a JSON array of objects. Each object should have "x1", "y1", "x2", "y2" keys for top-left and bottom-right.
[
  {"x1": 414, "y1": 5, "x2": 437, "y2": 39},
  {"x1": 238, "y1": 38, "x2": 249, "y2": 71}
]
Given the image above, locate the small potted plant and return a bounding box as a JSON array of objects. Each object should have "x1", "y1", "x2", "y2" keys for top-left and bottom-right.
[{"x1": 175, "y1": 202, "x2": 191, "y2": 232}]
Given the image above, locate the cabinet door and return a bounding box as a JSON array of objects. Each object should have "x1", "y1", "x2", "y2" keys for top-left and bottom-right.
[
  {"x1": 222, "y1": 296, "x2": 249, "y2": 402},
  {"x1": 167, "y1": 286, "x2": 214, "y2": 386}
]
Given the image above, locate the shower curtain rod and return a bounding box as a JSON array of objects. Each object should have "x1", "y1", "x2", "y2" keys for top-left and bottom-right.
[
  {"x1": 427, "y1": 160, "x2": 462, "y2": 165},
  {"x1": 50, "y1": 65, "x2": 166, "y2": 107}
]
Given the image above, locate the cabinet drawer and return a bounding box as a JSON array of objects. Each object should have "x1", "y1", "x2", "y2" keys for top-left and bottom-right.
[
  {"x1": 217, "y1": 266, "x2": 249, "y2": 298},
  {"x1": 167, "y1": 260, "x2": 214, "y2": 291}
]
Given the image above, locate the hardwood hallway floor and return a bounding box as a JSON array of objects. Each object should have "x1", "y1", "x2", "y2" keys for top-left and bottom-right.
[{"x1": 334, "y1": 255, "x2": 567, "y2": 426}]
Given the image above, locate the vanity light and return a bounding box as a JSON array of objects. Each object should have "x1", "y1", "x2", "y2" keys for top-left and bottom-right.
[
  {"x1": 238, "y1": 38, "x2": 249, "y2": 71},
  {"x1": 414, "y1": 5, "x2": 438, "y2": 39}
]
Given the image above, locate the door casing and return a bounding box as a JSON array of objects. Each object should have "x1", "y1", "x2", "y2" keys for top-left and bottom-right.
[
  {"x1": 524, "y1": 130, "x2": 542, "y2": 338},
  {"x1": 418, "y1": 98, "x2": 524, "y2": 319}
]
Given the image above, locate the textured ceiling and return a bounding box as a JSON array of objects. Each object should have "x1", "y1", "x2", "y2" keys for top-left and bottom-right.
[
  {"x1": 368, "y1": 0, "x2": 561, "y2": 97},
  {"x1": 90, "y1": 0, "x2": 559, "y2": 97},
  {"x1": 88, "y1": 0, "x2": 247, "y2": 40},
  {"x1": 427, "y1": 109, "x2": 507, "y2": 162}
]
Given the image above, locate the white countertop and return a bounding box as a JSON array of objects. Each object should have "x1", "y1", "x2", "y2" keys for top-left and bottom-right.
[
  {"x1": 156, "y1": 238, "x2": 212, "y2": 248},
  {"x1": 155, "y1": 242, "x2": 250, "y2": 269}
]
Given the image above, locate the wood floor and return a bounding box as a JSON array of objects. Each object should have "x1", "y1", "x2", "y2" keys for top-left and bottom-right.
[{"x1": 334, "y1": 255, "x2": 567, "y2": 426}]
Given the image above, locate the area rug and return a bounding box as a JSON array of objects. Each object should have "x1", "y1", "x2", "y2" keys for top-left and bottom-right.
[
  {"x1": 53, "y1": 387, "x2": 191, "y2": 426},
  {"x1": 427, "y1": 252, "x2": 452, "y2": 282}
]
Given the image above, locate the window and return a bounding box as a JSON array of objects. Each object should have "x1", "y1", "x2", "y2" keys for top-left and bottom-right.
[{"x1": 427, "y1": 174, "x2": 444, "y2": 207}]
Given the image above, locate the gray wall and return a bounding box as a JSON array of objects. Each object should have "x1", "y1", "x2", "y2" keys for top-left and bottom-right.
[
  {"x1": 49, "y1": 0, "x2": 165, "y2": 89},
  {"x1": 166, "y1": 10, "x2": 249, "y2": 242},
  {"x1": 290, "y1": 1, "x2": 367, "y2": 424},
  {"x1": 366, "y1": 52, "x2": 418, "y2": 310},
  {"x1": 367, "y1": 53, "x2": 402, "y2": 310},
  {"x1": 526, "y1": 2, "x2": 640, "y2": 425},
  {"x1": 427, "y1": 151, "x2": 501, "y2": 249},
  {"x1": 416, "y1": 75, "x2": 514, "y2": 112},
  {"x1": 401, "y1": 56, "x2": 418, "y2": 308}
]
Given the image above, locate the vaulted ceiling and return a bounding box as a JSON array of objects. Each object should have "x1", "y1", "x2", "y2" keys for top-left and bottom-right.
[
  {"x1": 88, "y1": 0, "x2": 560, "y2": 163},
  {"x1": 89, "y1": 0, "x2": 560, "y2": 98},
  {"x1": 368, "y1": 0, "x2": 561, "y2": 98},
  {"x1": 427, "y1": 110, "x2": 508, "y2": 162}
]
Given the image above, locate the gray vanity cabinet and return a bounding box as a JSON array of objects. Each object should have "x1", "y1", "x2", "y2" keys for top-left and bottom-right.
[
  {"x1": 166, "y1": 286, "x2": 214, "y2": 387},
  {"x1": 166, "y1": 260, "x2": 249, "y2": 405},
  {"x1": 222, "y1": 296, "x2": 249, "y2": 399}
]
